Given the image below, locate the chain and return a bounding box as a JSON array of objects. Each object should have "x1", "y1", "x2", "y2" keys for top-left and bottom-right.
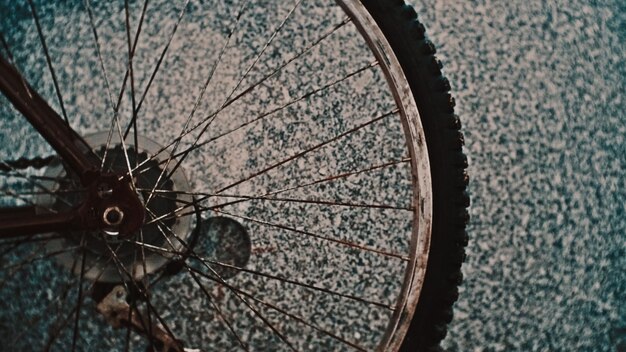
[{"x1": 0, "y1": 155, "x2": 56, "y2": 172}]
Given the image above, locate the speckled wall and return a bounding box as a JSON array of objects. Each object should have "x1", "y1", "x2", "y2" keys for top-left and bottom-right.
[
  {"x1": 0, "y1": 0, "x2": 623, "y2": 351},
  {"x1": 410, "y1": 1, "x2": 625, "y2": 350}
]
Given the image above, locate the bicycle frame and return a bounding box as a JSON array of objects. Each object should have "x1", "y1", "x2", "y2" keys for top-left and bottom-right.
[{"x1": 0, "y1": 55, "x2": 144, "y2": 239}]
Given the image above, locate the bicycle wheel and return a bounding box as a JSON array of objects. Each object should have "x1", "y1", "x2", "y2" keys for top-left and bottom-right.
[{"x1": 0, "y1": 0, "x2": 468, "y2": 351}]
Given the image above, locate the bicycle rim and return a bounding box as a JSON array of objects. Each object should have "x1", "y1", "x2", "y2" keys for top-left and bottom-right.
[{"x1": 0, "y1": 0, "x2": 432, "y2": 350}]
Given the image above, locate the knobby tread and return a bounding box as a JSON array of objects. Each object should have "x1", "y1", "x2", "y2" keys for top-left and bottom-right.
[{"x1": 359, "y1": 1, "x2": 469, "y2": 351}]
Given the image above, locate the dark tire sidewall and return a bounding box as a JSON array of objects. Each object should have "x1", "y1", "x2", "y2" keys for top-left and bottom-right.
[{"x1": 358, "y1": 1, "x2": 469, "y2": 350}]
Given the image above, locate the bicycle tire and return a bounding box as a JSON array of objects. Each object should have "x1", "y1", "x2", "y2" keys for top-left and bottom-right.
[{"x1": 357, "y1": 1, "x2": 470, "y2": 350}]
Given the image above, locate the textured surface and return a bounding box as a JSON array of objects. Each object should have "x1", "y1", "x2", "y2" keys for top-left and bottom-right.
[
  {"x1": 1, "y1": 0, "x2": 624, "y2": 350},
  {"x1": 407, "y1": 0, "x2": 626, "y2": 350}
]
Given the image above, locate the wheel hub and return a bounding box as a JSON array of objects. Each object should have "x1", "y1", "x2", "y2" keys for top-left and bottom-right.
[{"x1": 39, "y1": 132, "x2": 195, "y2": 282}]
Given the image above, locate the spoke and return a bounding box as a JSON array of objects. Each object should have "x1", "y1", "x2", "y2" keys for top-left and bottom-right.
[
  {"x1": 42, "y1": 258, "x2": 117, "y2": 352},
  {"x1": 101, "y1": 242, "x2": 137, "y2": 291},
  {"x1": 124, "y1": 0, "x2": 140, "y2": 167},
  {"x1": 83, "y1": 0, "x2": 118, "y2": 171},
  {"x1": 228, "y1": 0, "x2": 304, "y2": 106},
  {"x1": 148, "y1": 193, "x2": 409, "y2": 260},
  {"x1": 97, "y1": 253, "x2": 162, "y2": 350},
  {"x1": 188, "y1": 266, "x2": 367, "y2": 351},
  {"x1": 83, "y1": 0, "x2": 115, "y2": 115},
  {"x1": 197, "y1": 192, "x2": 412, "y2": 211},
  {"x1": 0, "y1": 245, "x2": 80, "y2": 272},
  {"x1": 129, "y1": 238, "x2": 393, "y2": 310},
  {"x1": 142, "y1": 0, "x2": 252, "y2": 206},
  {"x1": 137, "y1": 228, "x2": 157, "y2": 348},
  {"x1": 135, "y1": 216, "x2": 373, "y2": 351},
  {"x1": 98, "y1": 246, "x2": 157, "y2": 350},
  {"x1": 0, "y1": 32, "x2": 13, "y2": 61},
  {"x1": 40, "y1": 234, "x2": 86, "y2": 352},
  {"x1": 214, "y1": 208, "x2": 408, "y2": 260},
  {"x1": 123, "y1": 299, "x2": 134, "y2": 352},
  {"x1": 29, "y1": 241, "x2": 83, "y2": 351},
  {"x1": 144, "y1": 107, "x2": 395, "y2": 226},
  {"x1": 0, "y1": 189, "x2": 58, "y2": 214},
  {"x1": 26, "y1": 0, "x2": 69, "y2": 125},
  {"x1": 147, "y1": 211, "x2": 297, "y2": 351},
  {"x1": 265, "y1": 157, "x2": 411, "y2": 195},
  {"x1": 124, "y1": 16, "x2": 353, "y2": 178},
  {"x1": 0, "y1": 188, "x2": 83, "y2": 197},
  {"x1": 149, "y1": 60, "x2": 378, "y2": 181},
  {"x1": 43, "y1": 296, "x2": 81, "y2": 351},
  {"x1": 139, "y1": 157, "x2": 411, "y2": 223},
  {"x1": 123, "y1": 244, "x2": 139, "y2": 352},
  {"x1": 226, "y1": 15, "x2": 351, "y2": 108},
  {"x1": 0, "y1": 163, "x2": 76, "y2": 208},
  {"x1": 158, "y1": 60, "x2": 378, "y2": 177},
  {"x1": 0, "y1": 170, "x2": 66, "y2": 182},
  {"x1": 0, "y1": 233, "x2": 64, "y2": 257},
  {"x1": 119, "y1": 242, "x2": 152, "y2": 352},
  {"x1": 103, "y1": 0, "x2": 150, "y2": 170},
  {"x1": 7, "y1": 252, "x2": 105, "y2": 347},
  {"x1": 130, "y1": 0, "x2": 191, "y2": 123},
  {"x1": 83, "y1": 1, "x2": 140, "y2": 183},
  {"x1": 44, "y1": 298, "x2": 81, "y2": 351},
  {"x1": 154, "y1": 0, "x2": 304, "y2": 192},
  {"x1": 186, "y1": 267, "x2": 250, "y2": 351},
  {"x1": 192, "y1": 255, "x2": 394, "y2": 310},
  {"x1": 0, "y1": 31, "x2": 33, "y2": 97},
  {"x1": 0, "y1": 241, "x2": 48, "y2": 291},
  {"x1": 143, "y1": 188, "x2": 413, "y2": 211},
  {"x1": 84, "y1": 0, "x2": 137, "y2": 189},
  {"x1": 4, "y1": 245, "x2": 87, "y2": 349},
  {"x1": 36, "y1": 243, "x2": 121, "y2": 351},
  {"x1": 215, "y1": 107, "x2": 395, "y2": 195},
  {"x1": 102, "y1": 241, "x2": 184, "y2": 351},
  {"x1": 70, "y1": 235, "x2": 88, "y2": 352}
]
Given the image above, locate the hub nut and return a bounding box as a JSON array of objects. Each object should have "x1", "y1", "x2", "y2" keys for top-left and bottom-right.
[{"x1": 103, "y1": 206, "x2": 124, "y2": 227}]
